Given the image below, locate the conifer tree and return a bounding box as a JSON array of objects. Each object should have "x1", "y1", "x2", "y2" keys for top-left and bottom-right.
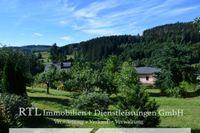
[
  {"x1": 1, "y1": 49, "x2": 27, "y2": 96},
  {"x1": 113, "y1": 60, "x2": 160, "y2": 127}
]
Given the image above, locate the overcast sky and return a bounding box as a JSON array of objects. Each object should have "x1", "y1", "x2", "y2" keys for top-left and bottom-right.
[{"x1": 0, "y1": 0, "x2": 200, "y2": 46}]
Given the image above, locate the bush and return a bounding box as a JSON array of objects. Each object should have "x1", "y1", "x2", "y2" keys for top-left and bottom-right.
[
  {"x1": 180, "y1": 81, "x2": 196, "y2": 92},
  {"x1": 72, "y1": 92, "x2": 109, "y2": 112},
  {"x1": 64, "y1": 80, "x2": 80, "y2": 91},
  {"x1": 57, "y1": 83, "x2": 65, "y2": 91},
  {"x1": 0, "y1": 84, "x2": 2, "y2": 93},
  {"x1": 113, "y1": 85, "x2": 160, "y2": 127},
  {"x1": 52, "y1": 81, "x2": 62, "y2": 90},
  {"x1": 196, "y1": 85, "x2": 200, "y2": 95},
  {"x1": 0, "y1": 100, "x2": 8, "y2": 129},
  {"x1": 165, "y1": 87, "x2": 186, "y2": 98},
  {"x1": 0, "y1": 94, "x2": 32, "y2": 127},
  {"x1": 164, "y1": 81, "x2": 197, "y2": 98}
]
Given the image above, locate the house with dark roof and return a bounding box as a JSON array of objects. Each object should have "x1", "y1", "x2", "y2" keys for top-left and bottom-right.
[
  {"x1": 136, "y1": 67, "x2": 161, "y2": 86},
  {"x1": 44, "y1": 62, "x2": 72, "y2": 72}
]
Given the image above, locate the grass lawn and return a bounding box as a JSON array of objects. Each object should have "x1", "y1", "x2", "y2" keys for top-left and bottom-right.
[
  {"x1": 148, "y1": 89, "x2": 200, "y2": 133},
  {"x1": 27, "y1": 87, "x2": 200, "y2": 133},
  {"x1": 35, "y1": 51, "x2": 74, "y2": 63},
  {"x1": 34, "y1": 51, "x2": 50, "y2": 63}
]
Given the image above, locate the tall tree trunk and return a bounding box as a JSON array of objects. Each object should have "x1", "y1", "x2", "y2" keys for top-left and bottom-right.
[{"x1": 46, "y1": 82, "x2": 50, "y2": 94}]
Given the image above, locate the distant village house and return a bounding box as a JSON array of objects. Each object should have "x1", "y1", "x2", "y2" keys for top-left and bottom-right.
[
  {"x1": 136, "y1": 67, "x2": 161, "y2": 86},
  {"x1": 44, "y1": 62, "x2": 72, "y2": 72}
]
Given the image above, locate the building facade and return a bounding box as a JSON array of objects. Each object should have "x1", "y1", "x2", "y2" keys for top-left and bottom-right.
[{"x1": 136, "y1": 67, "x2": 161, "y2": 86}]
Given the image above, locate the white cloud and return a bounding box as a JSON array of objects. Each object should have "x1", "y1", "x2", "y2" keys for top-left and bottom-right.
[
  {"x1": 65, "y1": 0, "x2": 132, "y2": 35},
  {"x1": 83, "y1": 28, "x2": 118, "y2": 35},
  {"x1": 74, "y1": 0, "x2": 120, "y2": 18},
  {"x1": 33, "y1": 32, "x2": 43, "y2": 37},
  {"x1": 60, "y1": 36, "x2": 72, "y2": 41},
  {"x1": 56, "y1": 0, "x2": 200, "y2": 36},
  {"x1": 2, "y1": 0, "x2": 199, "y2": 39},
  {"x1": 59, "y1": 20, "x2": 69, "y2": 25}
]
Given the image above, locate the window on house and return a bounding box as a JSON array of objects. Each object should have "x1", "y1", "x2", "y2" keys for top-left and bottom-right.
[{"x1": 146, "y1": 76, "x2": 149, "y2": 81}]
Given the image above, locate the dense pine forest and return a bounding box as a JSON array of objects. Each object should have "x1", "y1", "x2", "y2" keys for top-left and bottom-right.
[{"x1": 60, "y1": 22, "x2": 200, "y2": 64}]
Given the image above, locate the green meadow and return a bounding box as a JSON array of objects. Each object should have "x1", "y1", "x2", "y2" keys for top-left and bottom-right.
[{"x1": 27, "y1": 87, "x2": 200, "y2": 133}]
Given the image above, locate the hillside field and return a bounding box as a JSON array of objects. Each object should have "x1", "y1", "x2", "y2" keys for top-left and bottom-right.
[{"x1": 27, "y1": 87, "x2": 200, "y2": 133}]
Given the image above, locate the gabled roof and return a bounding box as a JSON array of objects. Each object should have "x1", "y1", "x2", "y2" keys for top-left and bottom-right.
[
  {"x1": 61, "y1": 62, "x2": 71, "y2": 68},
  {"x1": 136, "y1": 67, "x2": 161, "y2": 74},
  {"x1": 44, "y1": 62, "x2": 72, "y2": 72}
]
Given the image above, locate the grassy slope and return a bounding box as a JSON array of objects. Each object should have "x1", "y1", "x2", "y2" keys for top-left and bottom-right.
[
  {"x1": 35, "y1": 51, "x2": 74, "y2": 63},
  {"x1": 155, "y1": 97, "x2": 200, "y2": 129},
  {"x1": 40, "y1": 52, "x2": 50, "y2": 63},
  {"x1": 27, "y1": 87, "x2": 200, "y2": 132},
  {"x1": 27, "y1": 87, "x2": 115, "y2": 128},
  {"x1": 149, "y1": 89, "x2": 200, "y2": 133},
  {"x1": 34, "y1": 51, "x2": 50, "y2": 63}
]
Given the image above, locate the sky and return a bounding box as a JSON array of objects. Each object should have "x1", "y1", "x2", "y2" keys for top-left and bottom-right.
[{"x1": 0, "y1": 0, "x2": 200, "y2": 46}]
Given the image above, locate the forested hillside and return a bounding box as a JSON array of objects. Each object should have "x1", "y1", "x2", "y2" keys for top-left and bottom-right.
[
  {"x1": 13, "y1": 45, "x2": 51, "y2": 52},
  {"x1": 60, "y1": 35, "x2": 140, "y2": 61},
  {"x1": 60, "y1": 22, "x2": 200, "y2": 66}
]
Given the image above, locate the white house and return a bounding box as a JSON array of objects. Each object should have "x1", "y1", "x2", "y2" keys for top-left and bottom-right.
[
  {"x1": 136, "y1": 67, "x2": 161, "y2": 86},
  {"x1": 44, "y1": 62, "x2": 72, "y2": 72}
]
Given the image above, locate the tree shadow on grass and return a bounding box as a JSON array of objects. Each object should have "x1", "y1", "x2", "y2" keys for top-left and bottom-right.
[
  {"x1": 183, "y1": 90, "x2": 200, "y2": 98},
  {"x1": 30, "y1": 96, "x2": 70, "y2": 106},
  {"x1": 0, "y1": 128, "x2": 8, "y2": 133},
  {"x1": 148, "y1": 90, "x2": 200, "y2": 98},
  {"x1": 148, "y1": 92, "x2": 161, "y2": 97},
  {"x1": 27, "y1": 88, "x2": 46, "y2": 93},
  {"x1": 25, "y1": 116, "x2": 68, "y2": 128},
  {"x1": 48, "y1": 115, "x2": 105, "y2": 121},
  {"x1": 192, "y1": 129, "x2": 200, "y2": 133}
]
